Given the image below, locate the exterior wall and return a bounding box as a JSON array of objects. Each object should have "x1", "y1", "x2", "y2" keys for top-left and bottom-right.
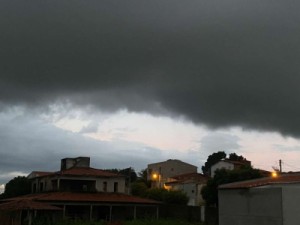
[
  {"x1": 282, "y1": 185, "x2": 300, "y2": 225},
  {"x1": 31, "y1": 176, "x2": 53, "y2": 193},
  {"x1": 31, "y1": 176, "x2": 126, "y2": 193},
  {"x1": 61, "y1": 157, "x2": 90, "y2": 170},
  {"x1": 219, "y1": 188, "x2": 283, "y2": 225},
  {"x1": 168, "y1": 183, "x2": 206, "y2": 206},
  {"x1": 211, "y1": 161, "x2": 234, "y2": 177},
  {"x1": 147, "y1": 159, "x2": 197, "y2": 187},
  {"x1": 95, "y1": 177, "x2": 126, "y2": 193}
]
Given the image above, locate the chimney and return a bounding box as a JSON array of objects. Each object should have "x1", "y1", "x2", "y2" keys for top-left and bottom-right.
[{"x1": 61, "y1": 157, "x2": 90, "y2": 170}]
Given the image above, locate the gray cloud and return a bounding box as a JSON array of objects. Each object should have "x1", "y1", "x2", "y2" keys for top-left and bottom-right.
[
  {"x1": 1, "y1": 0, "x2": 300, "y2": 137},
  {"x1": 274, "y1": 144, "x2": 300, "y2": 152},
  {"x1": 200, "y1": 132, "x2": 241, "y2": 153},
  {"x1": 0, "y1": 108, "x2": 165, "y2": 185}
]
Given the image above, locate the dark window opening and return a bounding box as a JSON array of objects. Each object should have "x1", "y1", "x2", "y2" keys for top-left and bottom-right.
[
  {"x1": 103, "y1": 182, "x2": 107, "y2": 192},
  {"x1": 114, "y1": 182, "x2": 118, "y2": 192},
  {"x1": 40, "y1": 182, "x2": 44, "y2": 192}
]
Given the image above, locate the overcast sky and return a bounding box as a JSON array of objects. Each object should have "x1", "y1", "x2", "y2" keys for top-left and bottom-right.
[{"x1": 1, "y1": 0, "x2": 300, "y2": 192}]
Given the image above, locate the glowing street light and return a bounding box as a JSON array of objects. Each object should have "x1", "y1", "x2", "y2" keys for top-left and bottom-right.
[
  {"x1": 272, "y1": 171, "x2": 278, "y2": 178},
  {"x1": 152, "y1": 173, "x2": 158, "y2": 180},
  {"x1": 151, "y1": 172, "x2": 162, "y2": 188}
]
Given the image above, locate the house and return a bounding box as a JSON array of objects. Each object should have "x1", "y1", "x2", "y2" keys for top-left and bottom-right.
[
  {"x1": 147, "y1": 159, "x2": 197, "y2": 188},
  {"x1": 210, "y1": 159, "x2": 251, "y2": 177},
  {"x1": 28, "y1": 157, "x2": 126, "y2": 194},
  {"x1": 218, "y1": 173, "x2": 300, "y2": 225},
  {"x1": 0, "y1": 157, "x2": 160, "y2": 225},
  {"x1": 164, "y1": 173, "x2": 208, "y2": 206}
]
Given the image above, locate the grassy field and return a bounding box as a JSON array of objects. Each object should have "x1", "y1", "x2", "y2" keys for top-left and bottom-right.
[{"x1": 32, "y1": 219, "x2": 204, "y2": 225}]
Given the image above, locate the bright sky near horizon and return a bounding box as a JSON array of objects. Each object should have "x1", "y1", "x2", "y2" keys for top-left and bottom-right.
[{"x1": 1, "y1": 0, "x2": 300, "y2": 193}]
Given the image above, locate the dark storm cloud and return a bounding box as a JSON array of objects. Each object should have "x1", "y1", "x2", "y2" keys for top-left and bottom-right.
[{"x1": 1, "y1": 0, "x2": 300, "y2": 136}]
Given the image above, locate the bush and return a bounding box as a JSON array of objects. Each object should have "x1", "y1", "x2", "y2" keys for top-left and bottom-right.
[{"x1": 145, "y1": 188, "x2": 188, "y2": 205}]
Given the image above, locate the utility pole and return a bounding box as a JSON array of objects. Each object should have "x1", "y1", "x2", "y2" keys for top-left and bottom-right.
[{"x1": 279, "y1": 159, "x2": 282, "y2": 173}]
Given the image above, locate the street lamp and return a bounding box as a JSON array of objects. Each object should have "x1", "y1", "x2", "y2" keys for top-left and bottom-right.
[
  {"x1": 272, "y1": 171, "x2": 278, "y2": 178},
  {"x1": 151, "y1": 173, "x2": 161, "y2": 188},
  {"x1": 152, "y1": 173, "x2": 158, "y2": 180}
]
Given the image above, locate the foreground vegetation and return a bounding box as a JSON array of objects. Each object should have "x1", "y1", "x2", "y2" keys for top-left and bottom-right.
[{"x1": 32, "y1": 219, "x2": 204, "y2": 225}]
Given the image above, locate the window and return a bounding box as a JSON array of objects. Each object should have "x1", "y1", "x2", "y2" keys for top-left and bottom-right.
[
  {"x1": 114, "y1": 182, "x2": 118, "y2": 193},
  {"x1": 83, "y1": 185, "x2": 88, "y2": 191},
  {"x1": 40, "y1": 182, "x2": 44, "y2": 192},
  {"x1": 103, "y1": 182, "x2": 107, "y2": 192}
]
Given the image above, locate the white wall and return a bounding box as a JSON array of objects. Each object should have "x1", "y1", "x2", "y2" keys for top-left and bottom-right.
[
  {"x1": 95, "y1": 177, "x2": 126, "y2": 193},
  {"x1": 211, "y1": 161, "x2": 234, "y2": 177},
  {"x1": 282, "y1": 185, "x2": 300, "y2": 225},
  {"x1": 219, "y1": 188, "x2": 283, "y2": 225}
]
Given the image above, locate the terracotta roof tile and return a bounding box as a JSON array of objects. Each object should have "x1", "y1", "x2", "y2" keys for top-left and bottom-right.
[
  {"x1": 165, "y1": 173, "x2": 208, "y2": 186},
  {"x1": 4, "y1": 192, "x2": 160, "y2": 205},
  {"x1": 0, "y1": 199, "x2": 61, "y2": 211},
  {"x1": 28, "y1": 171, "x2": 55, "y2": 179},
  {"x1": 170, "y1": 172, "x2": 208, "y2": 181},
  {"x1": 219, "y1": 173, "x2": 300, "y2": 189},
  {"x1": 222, "y1": 159, "x2": 251, "y2": 166},
  {"x1": 57, "y1": 167, "x2": 122, "y2": 177}
]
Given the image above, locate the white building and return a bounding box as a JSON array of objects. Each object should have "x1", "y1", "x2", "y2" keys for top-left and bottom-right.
[
  {"x1": 219, "y1": 173, "x2": 300, "y2": 225},
  {"x1": 210, "y1": 159, "x2": 251, "y2": 177},
  {"x1": 147, "y1": 159, "x2": 198, "y2": 188},
  {"x1": 28, "y1": 156, "x2": 126, "y2": 193},
  {"x1": 165, "y1": 173, "x2": 208, "y2": 206}
]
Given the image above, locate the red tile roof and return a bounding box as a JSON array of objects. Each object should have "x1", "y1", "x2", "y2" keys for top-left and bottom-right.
[
  {"x1": 165, "y1": 172, "x2": 208, "y2": 185},
  {"x1": 4, "y1": 192, "x2": 160, "y2": 205},
  {"x1": 0, "y1": 199, "x2": 61, "y2": 211},
  {"x1": 171, "y1": 172, "x2": 208, "y2": 181},
  {"x1": 29, "y1": 167, "x2": 122, "y2": 179},
  {"x1": 28, "y1": 171, "x2": 55, "y2": 179},
  {"x1": 56, "y1": 167, "x2": 122, "y2": 177},
  {"x1": 219, "y1": 173, "x2": 300, "y2": 189},
  {"x1": 222, "y1": 159, "x2": 251, "y2": 166}
]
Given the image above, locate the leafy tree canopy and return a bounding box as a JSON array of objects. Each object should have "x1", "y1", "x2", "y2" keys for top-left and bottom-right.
[
  {"x1": 201, "y1": 166, "x2": 262, "y2": 206},
  {"x1": 202, "y1": 151, "x2": 249, "y2": 175},
  {"x1": 105, "y1": 168, "x2": 137, "y2": 183},
  {"x1": 145, "y1": 188, "x2": 189, "y2": 205},
  {"x1": 131, "y1": 181, "x2": 149, "y2": 196},
  {"x1": 202, "y1": 151, "x2": 226, "y2": 175},
  {"x1": 228, "y1": 153, "x2": 246, "y2": 162},
  {"x1": 1, "y1": 176, "x2": 31, "y2": 199}
]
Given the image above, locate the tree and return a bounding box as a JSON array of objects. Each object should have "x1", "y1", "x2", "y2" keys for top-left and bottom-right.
[
  {"x1": 1, "y1": 176, "x2": 31, "y2": 199},
  {"x1": 131, "y1": 181, "x2": 148, "y2": 196},
  {"x1": 104, "y1": 168, "x2": 137, "y2": 183},
  {"x1": 228, "y1": 153, "x2": 246, "y2": 162},
  {"x1": 137, "y1": 168, "x2": 148, "y2": 182},
  {"x1": 145, "y1": 188, "x2": 189, "y2": 205},
  {"x1": 201, "y1": 166, "x2": 262, "y2": 206},
  {"x1": 202, "y1": 151, "x2": 226, "y2": 175}
]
